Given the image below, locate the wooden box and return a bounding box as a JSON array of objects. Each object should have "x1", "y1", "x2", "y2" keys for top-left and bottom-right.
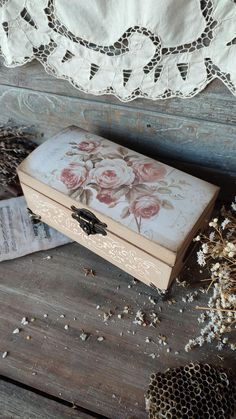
[{"x1": 17, "y1": 126, "x2": 219, "y2": 290}]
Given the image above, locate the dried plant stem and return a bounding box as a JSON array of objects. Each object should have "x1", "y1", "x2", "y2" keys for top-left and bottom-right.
[
  {"x1": 0, "y1": 124, "x2": 36, "y2": 187},
  {"x1": 195, "y1": 306, "x2": 236, "y2": 313},
  {"x1": 200, "y1": 278, "x2": 212, "y2": 282},
  {"x1": 206, "y1": 278, "x2": 215, "y2": 293}
]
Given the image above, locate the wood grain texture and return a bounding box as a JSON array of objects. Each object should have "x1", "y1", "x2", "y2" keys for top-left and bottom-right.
[
  {"x1": 0, "y1": 242, "x2": 235, "y2": 418},
  {"x1": 0, "y1": 378, "x2": 94, "y2": 419},
  {"x1": 0, "y1": 85, "x2": 235, "y2": 173},
  {"x1": 0, "y1": 59, "x2": 235, "y2": 125}
]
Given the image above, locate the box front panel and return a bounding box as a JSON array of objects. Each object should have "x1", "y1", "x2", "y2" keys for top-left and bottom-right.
[{"x1": 21, "y1": 184, "x2": 172, "y2": 290}]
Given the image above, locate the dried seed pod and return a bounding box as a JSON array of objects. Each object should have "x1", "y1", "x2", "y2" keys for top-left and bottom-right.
[{"x1": 145, "y1": 363, "x2": 236, "y2": 419}]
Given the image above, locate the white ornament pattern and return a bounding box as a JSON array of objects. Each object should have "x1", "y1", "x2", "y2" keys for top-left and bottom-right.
[
  {"x1": 0, "y1": 0, "x2": 235, "y2": 100},
  {"x1": 26, "y1": 190, "x2": 164, "y2": 282}
]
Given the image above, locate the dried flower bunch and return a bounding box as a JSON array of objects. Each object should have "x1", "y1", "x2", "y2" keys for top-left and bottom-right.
[
  {"x1": 145, "y1": 363, "x2": 235, "y2": 419},
  {"x1": 0, "y1": 124, "x2": 36, "y2": 187},
  {"x1": 185, "y1": 199, "x2": 236, "y2": 352}
]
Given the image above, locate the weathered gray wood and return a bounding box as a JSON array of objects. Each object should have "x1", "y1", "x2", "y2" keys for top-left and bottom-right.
[
  {"x1": 0, "y1": 378, "x2": 94, "y2": 418},
  {"x1": 0, "y1": 85, "x2": 235, "y2": 173},
  {"x1": 0, "y1": 59, "x2": 235, "y2": 125},
  {"x1": 0, "y1": 242, "x2": 235, "y2": 418}
]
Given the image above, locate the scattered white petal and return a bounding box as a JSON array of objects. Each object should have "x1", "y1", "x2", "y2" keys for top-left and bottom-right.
[
  {"x1": 123, "y1": 306, "x2": 129, "y2": 314},
  {"x1": 103, "y1": 311, "x2": 112, "y2": 322},
  {"x1": 80, "y1": 331, "x2": 89, "y2": 341},
  {"x1": 148, "y1": 296, "x2": 156, "y2": 305},
  {"x1": 221, "y1": 218, "x2": 230, "y2": 230},
  {"x1": 231, "y1": 202, "x2": 236, "y2": 211}
]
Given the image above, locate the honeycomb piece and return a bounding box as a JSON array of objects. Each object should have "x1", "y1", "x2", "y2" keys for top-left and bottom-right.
[{"x1": 145, "y1": 363, "x2": 236, "y2": 419}]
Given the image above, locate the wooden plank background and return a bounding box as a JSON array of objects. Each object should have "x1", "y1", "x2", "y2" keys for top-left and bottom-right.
[
  {"x1": 0, "y1": 61, "x2": 235, "y2": 417},
  {"x1": 0, "y1": 58, "x2": 235, "y2": 201},
  {"x1": 0, "y1": 378, "x2": 94, "y2": 418},
  {"x1": 0, "y1": 242, "x2": 235, "y2": 418}
]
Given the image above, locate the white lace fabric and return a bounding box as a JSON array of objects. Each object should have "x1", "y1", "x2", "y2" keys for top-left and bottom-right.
[{"x1": 0, "y1": 0, "x2": 235, "y2": 101}]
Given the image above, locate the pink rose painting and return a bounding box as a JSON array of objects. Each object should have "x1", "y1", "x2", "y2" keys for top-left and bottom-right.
[
  {"x1": 65, "y1": 137, "x2": 101, "y2": 157},
  {"x1": 131, "y1": 159, "x2": 167, "y2": 182},
  {"x1": 77, "y1": 139, "x2": 100, "y2": 153},
  {"x1": 60, "y1": 162, "x2": 88, "y2": 190},
  {"x1": 130, "y1": 195, "x2": 161, "y2": 219},
  {"x1": 54, "y1": 140, "x2": 185, "y2": 233},
  {"x1": 129, "y1": 194, "x2": 162, "y2": 232},
  {"x1": 90, "y1": 159, "x2": 135, "y2": 189},
  {"x1": 96, "y1": 189, "x2": 116, "y2": 205}
]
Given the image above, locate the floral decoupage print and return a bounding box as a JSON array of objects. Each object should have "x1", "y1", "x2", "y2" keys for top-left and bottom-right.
[
  {"x1": 51, "y1": 133, "x2": 188, "y2": 234},
  {"x1": 25, "y1": 128, "x2": 216, "y2": 251}
]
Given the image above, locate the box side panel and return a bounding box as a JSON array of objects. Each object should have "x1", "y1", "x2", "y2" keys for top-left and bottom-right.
[
  {"x1": 170, "y1": 199, "x2": 217, "y2": 281},
  {"x1": 175, "y1": 188, "x2": 219, "y2": 257},
  {"x1": 21, "y1": 183, "x2": 172, "y2": 290}
]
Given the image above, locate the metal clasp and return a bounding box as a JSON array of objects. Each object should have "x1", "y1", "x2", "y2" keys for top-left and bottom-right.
[{"x1": 71, "y1": 206, "x2": 107, "y2": 236}]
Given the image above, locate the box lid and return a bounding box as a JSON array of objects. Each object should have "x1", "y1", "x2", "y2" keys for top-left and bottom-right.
[{"x1": 18, "y1": 126, "x2": 219, "y2": 266}]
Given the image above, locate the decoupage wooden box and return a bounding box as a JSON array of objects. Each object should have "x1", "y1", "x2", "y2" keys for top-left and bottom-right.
[{"x1": 17, "y1": 126, "x2": 219, "y2": 290}]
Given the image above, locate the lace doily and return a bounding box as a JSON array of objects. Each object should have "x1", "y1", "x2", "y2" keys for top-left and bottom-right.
[{"x1": 0, "y1": 0, "x2": 235, "y2": 101}]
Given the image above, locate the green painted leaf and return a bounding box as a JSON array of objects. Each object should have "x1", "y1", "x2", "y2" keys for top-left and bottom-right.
[
  {"x1": 171, "y1": 193, "x2": 185, "y2": 200},
  {"x1": 69, "y1": 187, "x2": 83, "y2": 199},
  {"x1": 134, "y1": 184, "x2": 153, "y2": 193},
  {"x1": 109, "y1": 202, "x2": 118, "y2": 208},
  {"x1": 90, "y1": 156, "x2": 103, "y2": 164},
  {"x1": 162, "y1": 200, "x2": 174, "y2": 209},
  {"x1": 125, "y1": 189, "x2": 138, "y2": 203},
  {"x1": 117, "y1": 146, "x2": 128, "y2": 156},
  {"x1": 85, "y1": 189, "x2": 93, "y2": 205},
  {"x1": 157, "y1": 187, "x2": 171, "y2": 194},
  {"x1": 170, "y1": 184, "x2": 182, "y2": 190},
  {"x1": 120, "y1": 206, "x2": 130, "y2": 219},
  {"x1": 157, "y1": 180, "x2": 168, "y2": 186},
  {"x1": 88, "y1": 183, "x2": 100, "y2": 191},
  {"x1": 80, "y1": 190, "x2": 87, "y2": 205},
  {"x1": 113, "y1": 186, "x2": 129, "y2": 200}
]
